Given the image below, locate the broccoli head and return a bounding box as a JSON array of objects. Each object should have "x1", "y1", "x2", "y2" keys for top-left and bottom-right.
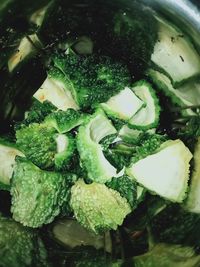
[
  {"x1": 52, "y1": 54, "x2": 131, "y2": 109},
  {"x1": 0, "y1": 214, "x2": 49, "y2": 267},
  {"x1": 11, "y1": 157, "x2": 70, "y2": 228},
  {"x1": 45, "y1": 109, "x2": 87, "y2": 133},
  {"x1": 70, "y1": 179, "x2": 131, "y2": 233}
]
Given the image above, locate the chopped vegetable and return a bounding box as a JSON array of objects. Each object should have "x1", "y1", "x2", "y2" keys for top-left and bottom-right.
[
  {"x1": 128, "y1": 80, "x2": 160, "y2": 130},
  {"x1": 0, "y1": 138, "x2": 24, "y2": 190},
  {"x1": 77, "y1": 109, "x2": 117, "y2": 183},
  {"x1": 151, "y1": 16, "x2": 200, "y2": 87},
  {"x1": 70, "y1": 179, "x2": 131, "y2": 233},
  {"x1": 127, "y1": 140, "x2": 192, "y2": 202},
  {"x1": 11, "y1": 157, "x2": 70, "y2": 228},
  {"x1": 101, "y1": 87, "x2": 144, "y2": 121}
]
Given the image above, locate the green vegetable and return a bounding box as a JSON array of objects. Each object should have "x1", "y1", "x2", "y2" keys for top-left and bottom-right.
[
  {"x1": 16, "y1": 122, "x2": 75, "y2": 170},
  {"x1": 127, "y1": 139, "x2": 192, "y2": 202},
  {"x1": 0, "y1": 138, "x2": 24, "y2": 190},
  {"x1": 52, "y1": 54, "x2": 131, "y2": 109},
  {"x1": 101, "y1": 87, "x2": 144, "y2": 121},
  {"x1": 133, "y1": 243, "x2": 200, "y2": 267},
  {"x1": 70, "y1": 179, "x2": 131, "y2": 233},
  {"x1": 0, "y1": 215, "x2": 49, "y2": 267},
  {"x1": 184, "y1": 137, "x2": 200, "y2": 213},
  {"x1": 16, "y1": 99, "x2": 57, "y2": 129},
  {"x1": 131, "y1": 132, "x2": 167, "y2": 163},
  {"x1": 118, "y1": 125, "x2": 156, "y2": 144},
  {"x1": 11, "y1": 157, "x2": 69, "y2": 228},
  {"x1": 128, "y1": 81, "x2": 160, "y2": 130},
  {"x1": 45, "y1": 109, "x2": 87, "y2": 133},
  {"x1": 151, "y1": 16, "x2": 200, "y2": 87},
  {"x1": 51, "y1": 218, "x2": 112, "y2": 251},
  {"x1": 77, "y1": 109, "x2": 118, "y2": 183},
  {"x1": 8, "y1": 34, "x2": 42, "y2": 72},
  {"x1": 150, "y1": 204, "x2": 200, "y2": 246},
  {"x1": 34, "y1": 67, "x2": 79, "y2": 111},
  {"x1": 94, "y1": 0, "x2": 158, "y2": 79},
  {"x1": 106, "y1": 175, "x2": 137, "y2": 209},
  {"x1": 16, "y1": 122, "x2": 57, "y2": 169},
  {"x1": 54, "y1": 133, "x2": 76, "y2": 171},
  {"x1": 147, "y1": 69, "x2": 198, "y2": 116}
]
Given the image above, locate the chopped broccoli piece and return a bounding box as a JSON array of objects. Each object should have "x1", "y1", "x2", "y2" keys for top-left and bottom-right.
[
  {"x1": 11, "y1": 157, "x2": 69, "y2": 228},
  {"x1": 126, "y1": 139, "x2": 193, "y2": 202},
  {"x1": 70, "y1": 179, "x2": 131, "y2": 233},
  {"x1": 101, "y1": 87, "x2": 144, "y2": 121},
  {"x1": 106, "y1": 175, "x2": 137, "y2": 209},
  {"x1": 151, "y1": 16, "x2": 200, "y2": 87},
  {"x1": 34, "y1": 67, "x2": 79, "y2": 111},
  {"x1": 55, "y1": 133, "x2": 76, "y2": 171},
  {"x1": 0, "y1": 137, "x2": 24, "y2": 190},
  {"x1": 45, "y1": 109, "x2": 87, "y2": 133},
  {"x1": 77, "y1": 109, "x2": 118, "y2": 183},
  {"x1": 16, "y1": 122, "x2": 76, "y2": 170},
  {"x1": 16, "y1": 123, "x2": 57, "y2": 169},
  {"x1": 128, "y1": 80, "x2": 160, "y2": 130},
  {"x1": 52, "y1": 54, "x2": 131, "y2": 109},
  {"x1": 0, "y1": 215, "x2": 49, "y2": 267}
]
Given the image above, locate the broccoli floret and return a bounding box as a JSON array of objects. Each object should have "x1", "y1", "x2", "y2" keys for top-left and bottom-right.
[
  {"x1": 0, "y1": 215, "x2": 49, "y2": 267},
  {"x1": 70, "y1": 179, "x2": 131, "y2": 233},
  {"x1": 106, "y1": 175, "x2": 137, "y2": 209},
  {"x1": 11, "y1": 157, "x2": 70, "y2": 228},
  {"x1": 0, "y1": 137, "x2": 24, "y2": 190},
  {"x1": 16, "y1": 122, "x2": 76, "y2": 170},
  {"x1": 77, "y1": 109, "x2": 118, "y2": 183},
  {"x1": 45, "y1": 109, "x2": 87, "y2": 133},
  {"x1": 52, "y1": 54, "x2": 131, "y2": 109},
  {"x1": 34, "y1": 67, "x2": 79, "y2": 111},
  {"x1": 126, "y1": 139, "x2": 193, "y2": 203}
]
